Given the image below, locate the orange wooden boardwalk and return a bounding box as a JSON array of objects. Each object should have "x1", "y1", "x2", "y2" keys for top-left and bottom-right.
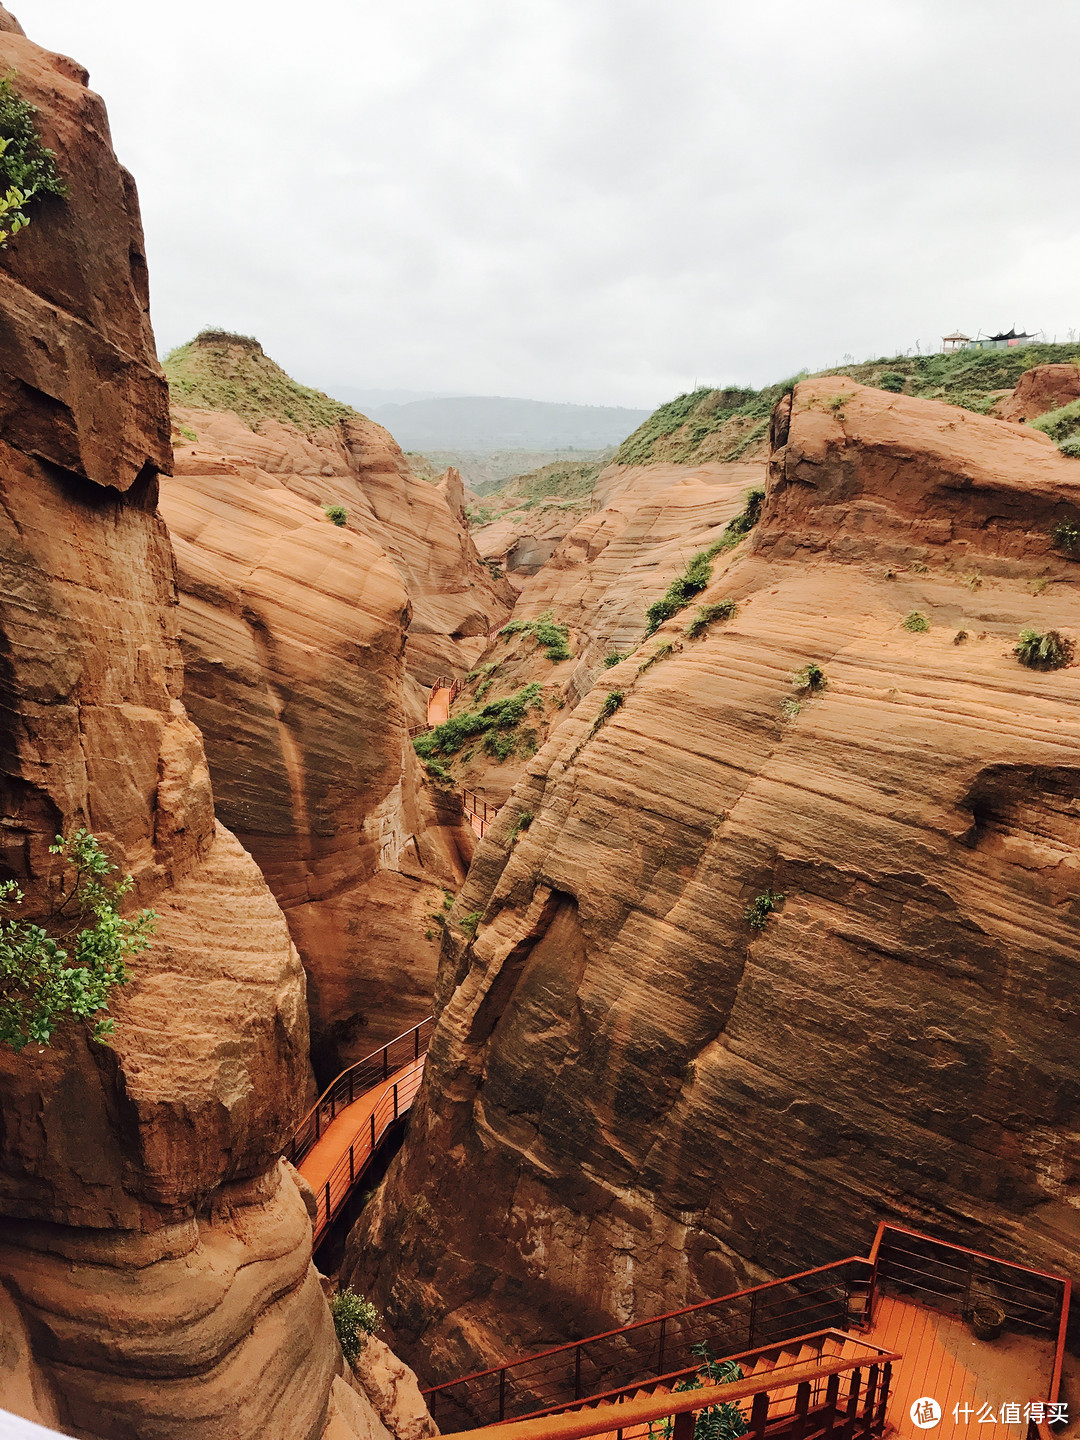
[
  {"x1": 866, "y1": 1292, "x2": 1055, "y2": 1439},
  {"x1": 298, "y1": 1056, "x2": 424, "y2": 1244}
]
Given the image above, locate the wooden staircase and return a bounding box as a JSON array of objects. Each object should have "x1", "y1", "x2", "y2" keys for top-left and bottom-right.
[{"x1": 438, "y1": 1330, "x2": 900, "y2": 1440}]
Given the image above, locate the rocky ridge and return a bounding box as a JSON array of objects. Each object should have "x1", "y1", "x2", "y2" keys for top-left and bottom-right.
[
  {"x1": 0, "y1": 14, "x2": 430, "y2": 1437},
  {"x1": 347, "y1": 378, "x2": 1080, "y2": 1392},
  {"x1": 161, "y1": 387, "x2": 509, "y2": 1075}
]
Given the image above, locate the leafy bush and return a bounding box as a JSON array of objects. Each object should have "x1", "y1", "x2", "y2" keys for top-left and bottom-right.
[
  {"x1": 1060, "y1": 435, "x2": 1080, "y2": 459},
  {"x1": 509, "y1": 811, "x2": 534, "y2": 843},
  {"x1": 603, "y1": 652, "x2": 624, "y2": 668},
  {"x1": 0, "y1": 76, "x2": 67, "y2": 246},
  {"x1": 901, "y1": 610, "x2": 930, "y2": 633},
  {"x1": 644, "y1": 490, "x2": 764, "y2": 636},
  {"x1": 1014, "y1": 628, "x2": 1074, "y2": 670},
  {"x1": 791, "y1": 661, "x2": 827, "y2": 692},
  {"x1": 1052, "y1": 520, "x2": 1080, "y2": 554},
  {"x1": 0, "y1": 830, "x2": 155, "y2": 1052},
  {"x1": 413, "y1": 684, "x2": 543, "y2": 761},
  {"x1": 745, "y1": 890, "x2": 784, "y2": 930},
  {"x1": 330, "y1": 1288, "x2": 381, "y2": 1365},
  {"x1": 460, "y1": 911, "x2": 482, "y2": 934},
  {"x1": 325, "y1": 505, "x2": 347, "y2": 526},
  {"x1": 780, "y1": 698, "x2": 801, "y2": 721},
  {"x1": 658, "y1": 1344, "x2": 748, "y2": 1440},
  {"x1": 500, "y1": 610, "x2": 573, "y2": 662},
  {"x1": 686, "y1": 599, "x2": 738, "y2": 639},
  {"x1": 176, "y1": 424, "x2": 197, "y2": 443},
  {"x1": 597, "y1": 690, "x2": 624, "y2": 723},
  {"x1": 878, "y1": 371, "x2": 906, "y2": 393},
  {"x1": 423, "y1": 758, "x2": 453, "y2": 784}
]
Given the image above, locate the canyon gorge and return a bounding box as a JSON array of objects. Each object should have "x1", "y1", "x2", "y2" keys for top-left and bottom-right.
[{"x1": 0, "y1": 7, "x2": 1078, "y2": 1440}]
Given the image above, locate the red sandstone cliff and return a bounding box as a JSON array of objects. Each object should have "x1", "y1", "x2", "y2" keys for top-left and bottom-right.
[
  {"x1": 345, "y1": 378, "x2": 1080, "y2": 1387},
  {"x1": 160, "y1": 403, "x2": 491, "y2": 1075},
  {"x1": 0, "y1": 14, "x2": 429, "y2": 1437}
]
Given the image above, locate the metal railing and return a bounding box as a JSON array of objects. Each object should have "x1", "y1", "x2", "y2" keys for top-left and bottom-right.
[
  {"x1": 307, "y1": 1055, "x2": 425, "y2": 1246},
  {"x1": 436, "y1": 1330, "x2": 899, "y2": 1440},
  {"x1": 462, "y1": 788, "x2": 499, "y2": 838},
  {"x1": 423, "y1": 1258, "x2": 874, "y2": 1429},
  {"x1": 287, "y1": 1016, "x2": 433, "y2": 1171},
  {"x1": 867, "y1": 1223, "x2": 1070, "y2": 1402}
]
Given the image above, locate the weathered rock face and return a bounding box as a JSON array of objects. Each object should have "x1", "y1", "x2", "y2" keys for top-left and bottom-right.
[
  {"x1": 439, "y1": 461, "x2": 764, "y2": 810},
  {"x1": 997, "y1": 363, "x2": 1080, "y2": 423},
  {"x1": 346, "y1": 378, "x2": 1080, "y2": 1387},
  {"x1": 0, "y1": 17, "x2": 423, "y2": 1438},
  {"x1": 160, "y1": 404, "x2": 494, "y2": 1075}
]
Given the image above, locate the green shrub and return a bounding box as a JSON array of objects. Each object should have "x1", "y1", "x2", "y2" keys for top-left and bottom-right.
[
  {"x1": 423, "y1": 758, "x2": 454, "y2": 784},
  {"x1": 509, "y1": 811, "x2": 534, "y2": 843},
  {"x1": 638, "y1": 642, "x2": 674, "y2": 675},
  {"x1": 1060, "y1": 435, "x2": 1080, "y2": 459},
  {"x1": 1014, "y1": 628, "x2": 1074, "y2": 670},
  {"x1": 1031, "y1": 398, "x2": 1080, "y2": 445},
  {"x1": 330, "y1": 1288, "x2": 381, "y2": 1365},
  {"x1": 460, "y1": 910, "x2": 482, "y2": 934},
  {"x1": 1052, "y1": 520, "x2": 1080, "y2": 554},
  {"x1": 177, "y1": 424, "x2": 197, "y2": 443},
  {"x1": 901, "y1": 610, "x2": 930, "y2": 633},
  {"x1": 658, "y1": 1344, "x2": 747, "y2": 1440},
  {"x1": 791, "y1": 661, "x2": 827, "y2": 692},
  {"x1": 0, "y1": 830, "x2": 155, "y2": 1051},
  {"x1": 745, "y1": 890, "x2": 784, "y2": 930},
  {"x1": 878, "y1": 371, "x2": 906, "y2": 393},
  {"x1": 780, "y1": 698, "x2": 801, "y2": 721},
  {"x1": 325, "y1": 505, "x2": 348, "y2": 526},
  {"x1": 686, "y1": 599, "x2": 738, "y2": 638},
  {"x1": 603, "y1": 652, "x2": 624, "y2": 668},
  {"x1": 500, "y1": 610, "x2": 572, "y2": 662},
  {"x1": 0, "y1": 76, "x2": 67, "y2": 246},
  {"x1": 598, "y1": 690, "x2": 624, "y2": 722},
  {"x1": 413, "y1": 684, "x2": 543, "y2": 760}
]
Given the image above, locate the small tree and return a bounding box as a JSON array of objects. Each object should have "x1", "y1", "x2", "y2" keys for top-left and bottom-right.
[{"x1": 0, "y1": 830, "x2": 155, "y2": 1051}]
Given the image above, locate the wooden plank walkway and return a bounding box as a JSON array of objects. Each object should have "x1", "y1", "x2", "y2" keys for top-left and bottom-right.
[
  {"x1": 866, "y1": 1292, "x2": 1054, "y2": 1439},
  {"x1": 298, "y1": 1056, "x2": 425, "y2": 1244}
]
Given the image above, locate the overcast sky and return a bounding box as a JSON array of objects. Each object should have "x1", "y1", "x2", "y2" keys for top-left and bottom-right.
[{"x1": 25, "y1": 0, "x2": 1080, "y2": 407}]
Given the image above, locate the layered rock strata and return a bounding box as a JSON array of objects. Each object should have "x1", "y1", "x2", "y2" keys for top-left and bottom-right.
[
  {"x1": 161, "y1": 412, "x2": 480, "y2": 1073},
  {"x1": 347, "y1": 378, "x2": 1080, "y2": 1386},
  {"x1": 0, "y1": 15, "x2": 428, "y2": 1438}
]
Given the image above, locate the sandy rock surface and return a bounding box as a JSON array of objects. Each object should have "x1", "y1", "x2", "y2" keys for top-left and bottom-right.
[
  {"x1": 161, "y1": 406, "x2": 507, "y2": 1073},
  {"x1": 0, "y1": 18, "x2": 426, "y2": 1439},
  {"x1": 345, "y1": 379, "x2": 1080, "y2": 1388}
]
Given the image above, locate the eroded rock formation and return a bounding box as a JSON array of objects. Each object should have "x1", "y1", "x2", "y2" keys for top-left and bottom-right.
[
  {"x1": 0, "y1": 15, "x2": 429, "y2": 1437},
  {"x1": 161, "y1": 405, "x2": 485, "y2": 1074},
  {"x1": 346, "y1": 378, "x2": 1080, "y2": 1387},
  {"x1": 997, "y1": 362, "x2": 1080, "y2": 423}
]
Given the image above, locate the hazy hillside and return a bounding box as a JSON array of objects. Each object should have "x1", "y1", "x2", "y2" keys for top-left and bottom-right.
[
  {"x1": 163, "y1": 330, "x2": 357, "y2": 432},
  {"x1": 365, "y1": 395, "x2": 650, "y2": 450},
  {"x1": 616, "y1": 341, "x2": 1080, "y2": 468}
]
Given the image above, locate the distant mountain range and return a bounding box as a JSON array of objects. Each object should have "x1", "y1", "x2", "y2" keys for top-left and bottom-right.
[{"x1": 325, "y1": 390, "x2": 651, "y2": 451}]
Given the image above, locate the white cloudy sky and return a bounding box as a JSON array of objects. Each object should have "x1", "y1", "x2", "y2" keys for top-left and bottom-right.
[{"x1": 25, "y1": 0, "x2": 1080, "y2": 407}]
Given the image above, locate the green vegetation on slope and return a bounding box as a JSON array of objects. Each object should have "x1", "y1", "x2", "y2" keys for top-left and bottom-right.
[
  {"x1": 163, "y1": 330, "x2": 358, "y2": 433},
  {"x1": 413, "y1": 684, "x2": 544, "y2": 766},
  {"x1": 616, "y1": 342, "x2": 1080, "y2": 468}
]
